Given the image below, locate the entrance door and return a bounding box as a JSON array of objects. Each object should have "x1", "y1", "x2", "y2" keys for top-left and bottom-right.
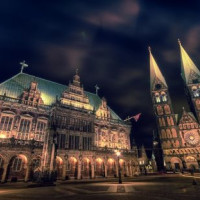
[{"x1": 174, "y1": 163, "x2": 180, "y2": 171}]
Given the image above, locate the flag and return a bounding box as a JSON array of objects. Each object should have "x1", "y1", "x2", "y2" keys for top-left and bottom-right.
[{"x1": 133, "y1": 113, "x2": 141, "y2": 122}]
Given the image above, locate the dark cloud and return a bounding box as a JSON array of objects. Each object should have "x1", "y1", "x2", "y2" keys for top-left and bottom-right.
[{"x1": 1, "y1": 0, "x2": 200, "y2": 146}]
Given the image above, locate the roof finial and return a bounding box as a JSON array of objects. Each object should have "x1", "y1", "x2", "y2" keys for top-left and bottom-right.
[
  {"x1": 95, "y1": 84, "x2": 100, "y2": 95},
  {"x1": 148, "y1": 46, "x2": 151, "y2": 53},
  {"x1": 20, "y1": 60, "x2": 28, "y2": 73},
  {"x1": 178, "y1": 38, "x2": 181, "y2": 46}
]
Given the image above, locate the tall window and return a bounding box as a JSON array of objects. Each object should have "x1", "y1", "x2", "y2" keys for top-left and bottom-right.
[
  {"x1": 35, "y1": 121, "x2": 46, "y2": 141},
  {"x1": 18, "y1": 119, "x2": 31, "y2": 140},
  {"x1": 57, "y1": 134, "x2": 66, "y2": 149},
  {"x1": 155, "y1": 93, "x2": 161, "y2": 103},
  {"x1": 69, "y1": 135, "x2": 79, "y2": 150},
  {"x1": 83, "y1": 137, "x2": 92, "y2": 150},
  {"x1": 12, "y1": 157, "x2": 22, "y2": 171},
  {"x1": 0, "y1": 116, "x2": 13, "y2": 131}
]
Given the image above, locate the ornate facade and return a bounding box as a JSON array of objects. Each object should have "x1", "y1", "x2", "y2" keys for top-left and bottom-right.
[
  {"x1": 0, "y1": 70, "x2": 139, "y2": 182},
  {"x1": 150, "y1": 42, "x2": 200, "y2": 172}
]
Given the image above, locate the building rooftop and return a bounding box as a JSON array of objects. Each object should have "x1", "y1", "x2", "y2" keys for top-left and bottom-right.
[{"x1": 0, "y1": 72, "x2": 122, "y2": 121}]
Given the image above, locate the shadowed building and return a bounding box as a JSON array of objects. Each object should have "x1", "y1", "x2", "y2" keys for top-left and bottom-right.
[
  {"x1": 150, "y1": 42, "x2": 200, "y2": 172},
  {"x1": 0, "y1": 69, "x2": 139, "y2": 182}
]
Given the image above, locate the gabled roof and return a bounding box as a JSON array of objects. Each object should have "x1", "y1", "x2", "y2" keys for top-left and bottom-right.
[
  {"x1": 178, "y1": 40, "x2": 200, "y2": 84},
  {"x1": 149, "y1": 47, "x2": 168, "y2": 90},
  {"x1": 0, "y1": 72, "x2": 121, "y2": 120},
  {"x1": 178, "y1": 107, "x2": 197, "y2": 125}
]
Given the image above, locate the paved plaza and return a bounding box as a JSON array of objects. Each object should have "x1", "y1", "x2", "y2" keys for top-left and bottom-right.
[{"x1": 0, "y1": 175, "x2": 200, "y2": 200}]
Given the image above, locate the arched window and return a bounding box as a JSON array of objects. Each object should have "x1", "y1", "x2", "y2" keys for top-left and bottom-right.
[
  {"x1": 17, "y1": 118, "x2": 32, "y2": 140},
  {"x1": 167, "y1": 117, "x2": 171, "y2": 126},
  {"x1": 155, "y1": 93, "x2": 161, "y2": 103},
  {"x1": 157, "y1": 105, "x2": 164, "y2": 115},
  {"x1": 161, "y1": 129, "x2": 166, "y2": 138},
  {"x1": 0, "y1": 116, "x2": 13, "y2": 131},
  {"x1": 164, "y1": 105, "x2": 171, "y2": 114},
  {"x1": 170, "y1": 117, "x2": 174, "y2": 125},
  {"x1": 12, "y1": 157, "x2": 22, "y2": 171},
  {"x1": 172, "y1": 128, "x2": 177, "y2": 138},
  {"x1": 161, "y1": 92, "x2": 167, "y2": 102},
  {"x1": 192, "y1": 86, "x2": 199, "y2": 97},
  {"x1": 166, "y1": 129, "x2": 172, "y2": 138},
  {"x1": 162, "y1": 118, "x2": 166, "y2": 126},
  {"x1": 35, "y1": 121, "x2": 46, "y2": 141}
]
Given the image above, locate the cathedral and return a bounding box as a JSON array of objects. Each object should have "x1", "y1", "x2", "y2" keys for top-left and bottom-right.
[
  {"x1": 150, "y1": 41, "x2": 200, "y2": 172},
  {"x1": 0, "y1": 68, "x2": 139, "y2": 182}
]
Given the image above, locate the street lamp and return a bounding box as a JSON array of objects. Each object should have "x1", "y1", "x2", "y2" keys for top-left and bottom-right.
[{"x1": 116, "y1": 151, "x2": 122, "y2": 184}]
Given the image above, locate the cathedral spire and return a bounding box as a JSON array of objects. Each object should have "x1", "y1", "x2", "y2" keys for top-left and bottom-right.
[
  {"x1": 149, "y1": 47, "x2": 167, "y2": 90},
  {"x1": 178, "y1": 39, "x2": 200, "y2": 84}
]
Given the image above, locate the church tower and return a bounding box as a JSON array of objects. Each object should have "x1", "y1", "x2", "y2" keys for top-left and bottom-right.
[
  {"x1": 178, "y1": 40, "x2": 200, "y2": 123},
  {"x1": 149, "y1": 47, "x2": 179, "y2": 164}
]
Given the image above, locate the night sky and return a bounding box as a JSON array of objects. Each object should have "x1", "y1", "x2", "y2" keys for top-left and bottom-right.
[{"x1": 1, "y1": 0, "x2": 200, "y2": 150}]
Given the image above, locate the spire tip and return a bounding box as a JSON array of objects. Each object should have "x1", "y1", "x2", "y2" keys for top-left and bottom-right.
[
  {"x1": 148, "y1": 46, "x2": 151, "y2": 53},
  {"x1": 178, "y1": 38, "x2": 181, "y2": 46}
]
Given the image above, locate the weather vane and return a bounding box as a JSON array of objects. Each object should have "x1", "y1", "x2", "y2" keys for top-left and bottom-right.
[
  {"x1": 20, "y1": 60, "x2": 28, "y2": 73},
  {"x1": 95, "y1": 84, "x2": 100, "y2": 95}
]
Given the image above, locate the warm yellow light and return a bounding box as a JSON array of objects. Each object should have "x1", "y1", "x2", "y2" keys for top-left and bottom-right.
[
  {"x1": 116, "y1": 151, "x2": 121, "y2": 157},
  {"x1": 0, "y1": 133, "x2": 6, "y2": 139}
]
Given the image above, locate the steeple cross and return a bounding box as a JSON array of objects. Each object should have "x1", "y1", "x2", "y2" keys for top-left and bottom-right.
[
  {"x1": 20, "y1": 60, "x2": 28, "y2": 73},
  {"x1": 95, "y1": 84, "x2": 100, "y2": 95}
]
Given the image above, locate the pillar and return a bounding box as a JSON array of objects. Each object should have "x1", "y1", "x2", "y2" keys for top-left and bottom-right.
[
  {"x1": 91, "y1": 163, "x2": 95, "y2": 179},
  {"x1": 1, "y1": 162, "x2": 9, "y2": 183},
  {"x1": 25, "y1": 163, "x2": 31, "y2": 182},
  {"x1": 104, "y1": 164, "x2": 107, "y2": 178},
  {"x1": 77, "y1": 161, "x2": 82, "y2": 180},
  {"x1": 115, "y1": 160, "x2": 119, "y2": 177},
  {"x1": 62, "y1": 160, "x2": 67, "y2": 180},
  {"x1": 126, "y1": 164, "x2": 129, "y2": 176}
]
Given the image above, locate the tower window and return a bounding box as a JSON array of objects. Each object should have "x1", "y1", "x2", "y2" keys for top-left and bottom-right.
[
  {"x1": 155, "y1": 84, "x2": 161, "y2": 90},
  {"x1": 155, "y1": 93, "x2": 161, "y2": 103}
]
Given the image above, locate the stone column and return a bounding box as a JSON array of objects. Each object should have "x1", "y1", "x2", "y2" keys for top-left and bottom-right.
[
  {"x1": 91, "y1": 163, "x2": 95, "y2": 179},
  {"x1": 104, "y1": 164, "x2": 107, "y2": 178},
  {"x1": 129, "y1": 164, "x2": 133, "y2": 177},
  {"x1": 25, "y1": 163, "x2": 31, "y2": 182},
  {"x1": 115, "y1": 160, "x2": 119, "y2": 177},
  {"x1": 62, "y1": 160, "x2": 67, "y2": 180},
  {"x1": 1, "y1": 162, "x2": 9, "y2": 183},
  {"x1": 77, "y1": 161, "x2": 82, "y2": 180}
]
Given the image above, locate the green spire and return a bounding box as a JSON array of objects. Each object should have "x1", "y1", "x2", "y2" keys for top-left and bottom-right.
[
  {"x1": 149, "y1": 47, "x2": 167, "y2": 90},
  {"x1": 178, "y1": 39, "x2": 200, "y2": 84}
]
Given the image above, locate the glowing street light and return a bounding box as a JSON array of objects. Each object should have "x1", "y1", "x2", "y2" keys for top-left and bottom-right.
[{"x1": 116, "y1": 150, "x2": 122, "y2": 184}]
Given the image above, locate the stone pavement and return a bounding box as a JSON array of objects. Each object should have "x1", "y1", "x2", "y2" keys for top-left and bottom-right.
[{"x1": 0, "y1": 175, "x2": 200, "y2": 200}]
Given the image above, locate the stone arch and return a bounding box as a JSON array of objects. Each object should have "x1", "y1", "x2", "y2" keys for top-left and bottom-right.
[
  {"x1": 7, "y1": 154, "x2": 28, "y2": 181},
  {"x1": 95, "y1": 157, "x2": 104, "y2": 177},
  {"x1": 107, "y1": 158, "x2": 116, "y2": 177},
  {"x1": 81, "y1": 157, "x2": 92, "y2": 179},
  {"x1": 186, "y1": 156, "x2": 198, "y2": 170},
  {"x1": 66, "y1": 156, "x2": 78, "y2": 179},
  {"x1": 56, "y1": 156, "x2": 63, "y2": 179},
  {"x1": 170, "y1": 157, "x2": 182, "y2": 171},
  {"x1": 119, "y1": 159, "x2": 127, "y2": 177}
]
